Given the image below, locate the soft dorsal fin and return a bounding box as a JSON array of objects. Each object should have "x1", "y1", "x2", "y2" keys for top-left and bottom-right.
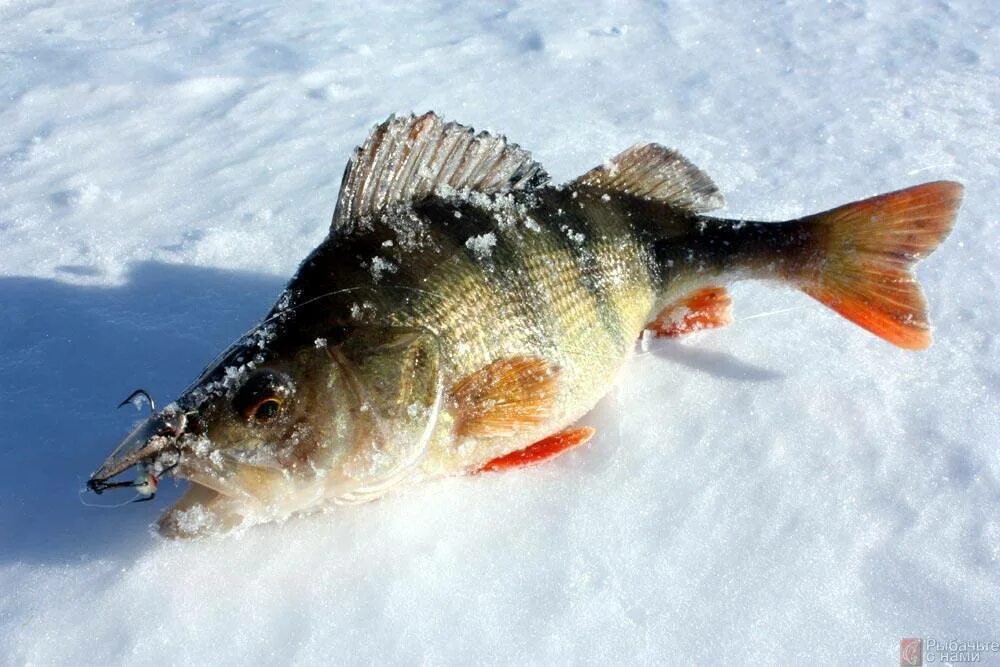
[
  {"x1": 572, "y1": 143, "x2": 724, "y2": 212},
  {"x1": 331, "y1": 113, "x2": 549, "y2": 230}
]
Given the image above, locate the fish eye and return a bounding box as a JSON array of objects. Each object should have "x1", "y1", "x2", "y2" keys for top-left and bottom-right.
[
  {"x1": 234, "y1": 370, "x2": 294, "y2": 424},
  {"x1": 249, "y1": 397, "x2": 283, "y2": 423}
]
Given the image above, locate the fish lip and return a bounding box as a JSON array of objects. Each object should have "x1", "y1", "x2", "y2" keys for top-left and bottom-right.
[{"x1": 87, "y1": 408, "x2": 187, "y2": 492}]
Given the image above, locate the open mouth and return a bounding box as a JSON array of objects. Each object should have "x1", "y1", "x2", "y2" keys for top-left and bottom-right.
[{"x1": 87, "y1": 401, "x2": 187, "y2": 502}]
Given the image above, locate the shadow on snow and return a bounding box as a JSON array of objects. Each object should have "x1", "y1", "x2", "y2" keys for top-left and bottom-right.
[
  {"x1": 0, "y1": 261, "x2": 781, "y2": 564},
  {"x1": 0, "y1": 261, "x2": 283, "y2": 564}
]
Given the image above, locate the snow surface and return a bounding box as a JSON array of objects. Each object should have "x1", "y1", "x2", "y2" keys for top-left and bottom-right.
[{"x1": 1, "y1": 1, "x2": 998, "y2": 663}]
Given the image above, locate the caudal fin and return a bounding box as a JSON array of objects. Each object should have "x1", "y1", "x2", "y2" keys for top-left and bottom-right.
[{"x1": 799, "y1": 181, "x2": 962, "y2": 350}]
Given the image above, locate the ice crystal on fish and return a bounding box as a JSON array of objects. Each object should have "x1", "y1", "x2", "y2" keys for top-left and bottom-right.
[
  {"x1": 369, "y1": 256, "x2": 397, "y2": 281},
  {"x1": 465, "y1": 232, "x2": 497, "y2": 261}
]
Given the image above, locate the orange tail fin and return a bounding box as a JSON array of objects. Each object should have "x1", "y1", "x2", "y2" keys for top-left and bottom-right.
[{"x1": 799, "y1": 181, "x2": 962, "y2": 349}]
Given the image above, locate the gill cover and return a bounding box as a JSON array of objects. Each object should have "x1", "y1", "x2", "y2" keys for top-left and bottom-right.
[
  {"x1": 157, "y1": 323, "x2": 445, "y2": 537},
  {"x1": 324, "y1": 325, "x2": 444, "y2": 503}
]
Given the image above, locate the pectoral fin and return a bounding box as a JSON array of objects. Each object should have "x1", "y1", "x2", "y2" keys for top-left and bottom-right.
[
  {"x1": 477, "y1": 426, "x2": 596, "y2": 472},
  {"x1": 450, "y1": 356, "x2": 560, "y2": 439}
]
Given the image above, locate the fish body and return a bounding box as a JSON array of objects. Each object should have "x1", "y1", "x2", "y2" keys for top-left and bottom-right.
[{"x1": 87, "y1": 113, "x2": 963, "y2": 537}]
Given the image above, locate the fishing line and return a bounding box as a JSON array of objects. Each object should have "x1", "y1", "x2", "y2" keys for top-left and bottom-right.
[
  {"x1": 736, "y1": 304, "x2": 815, "y2": 322},
  {"x1": 77, "y1": 486, "x2": 143, "y2": 508},
  {"x1": 618, "y1": 303, "x2": 818, "y2": 360}
]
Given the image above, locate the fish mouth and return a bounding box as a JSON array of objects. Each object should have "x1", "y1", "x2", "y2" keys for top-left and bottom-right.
[{"x1": 87, "y1": 407, "x2": 187, "y2": 498}]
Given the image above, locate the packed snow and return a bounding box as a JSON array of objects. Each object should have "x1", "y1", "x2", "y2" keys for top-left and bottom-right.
[{"x1": 1, "y1": 1, "x2": 998, "y2": 663}]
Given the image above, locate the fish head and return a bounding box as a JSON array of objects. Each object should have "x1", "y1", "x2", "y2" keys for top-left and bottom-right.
[{"x1": 88, "y1": 307, "x2": 445, "y2": 535}]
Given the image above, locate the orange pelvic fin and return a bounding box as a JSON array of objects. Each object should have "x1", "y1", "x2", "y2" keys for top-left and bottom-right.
[
  {"x1": 477, "y1": 426, "x2": 596, "y2": 473},
  {"x1": 646, "y1": 286, "x2": 733, "y2": 338},
  {"x1": 800, "y1": 181, "x2": 962, "y2": 350},
  {"x1": 450, "y1": 356, "x2": 560, "y2": 439}
]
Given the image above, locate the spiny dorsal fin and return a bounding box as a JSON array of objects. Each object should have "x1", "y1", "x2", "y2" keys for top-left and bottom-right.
[
  {"x1": 572, "y1": 143, "x2": 724, "y2": 212},
  {"x1": 331, "y1": 113, "x2": 549, "y2": 230}
]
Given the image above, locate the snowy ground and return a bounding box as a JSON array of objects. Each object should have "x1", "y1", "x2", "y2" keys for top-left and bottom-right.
[{"x1": 1, "y1": 1, "x2": 998, "y2": 663}]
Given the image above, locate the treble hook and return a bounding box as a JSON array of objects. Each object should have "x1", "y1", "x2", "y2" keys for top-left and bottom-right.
[
  {"x1": 83, "y1": 475, "x2": 157, "y2": 504},
  {"x1": 86, "y1": 457, "x2": 178, "y2": 501},
  {"x1": 117, "y1": 389, "x2": 155, "y2": 413}
]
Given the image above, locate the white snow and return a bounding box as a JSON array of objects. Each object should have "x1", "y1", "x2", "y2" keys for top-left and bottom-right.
[{"x1": 1, "y1": 1, "x2": 998, "y2": 664}]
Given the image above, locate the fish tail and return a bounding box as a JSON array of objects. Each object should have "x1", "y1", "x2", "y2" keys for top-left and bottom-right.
[{"x1": 794, "y1": 181, "x2": 963, "y2": 349}]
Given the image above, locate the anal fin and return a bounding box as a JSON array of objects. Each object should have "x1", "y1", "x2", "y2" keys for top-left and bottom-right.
[
  {"x1": 646, "y1": 286, "x2": 732, "y2": 338},
  {"x1": 477, "y1": 427, "x2": 595, "y2": 473}
]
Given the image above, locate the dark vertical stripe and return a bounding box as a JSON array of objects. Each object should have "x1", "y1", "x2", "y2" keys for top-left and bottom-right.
[
  {"x1": 537, "y1": 189, "x2": 633, "y2": 350},
  {"x1": 409, "y1": 197, "x2": 566, "y2": 355}
]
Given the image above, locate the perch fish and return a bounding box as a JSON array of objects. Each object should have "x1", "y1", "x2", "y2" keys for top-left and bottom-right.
[{"x1": 86, "y1": 113, "x2": 963, "y2": 537}]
